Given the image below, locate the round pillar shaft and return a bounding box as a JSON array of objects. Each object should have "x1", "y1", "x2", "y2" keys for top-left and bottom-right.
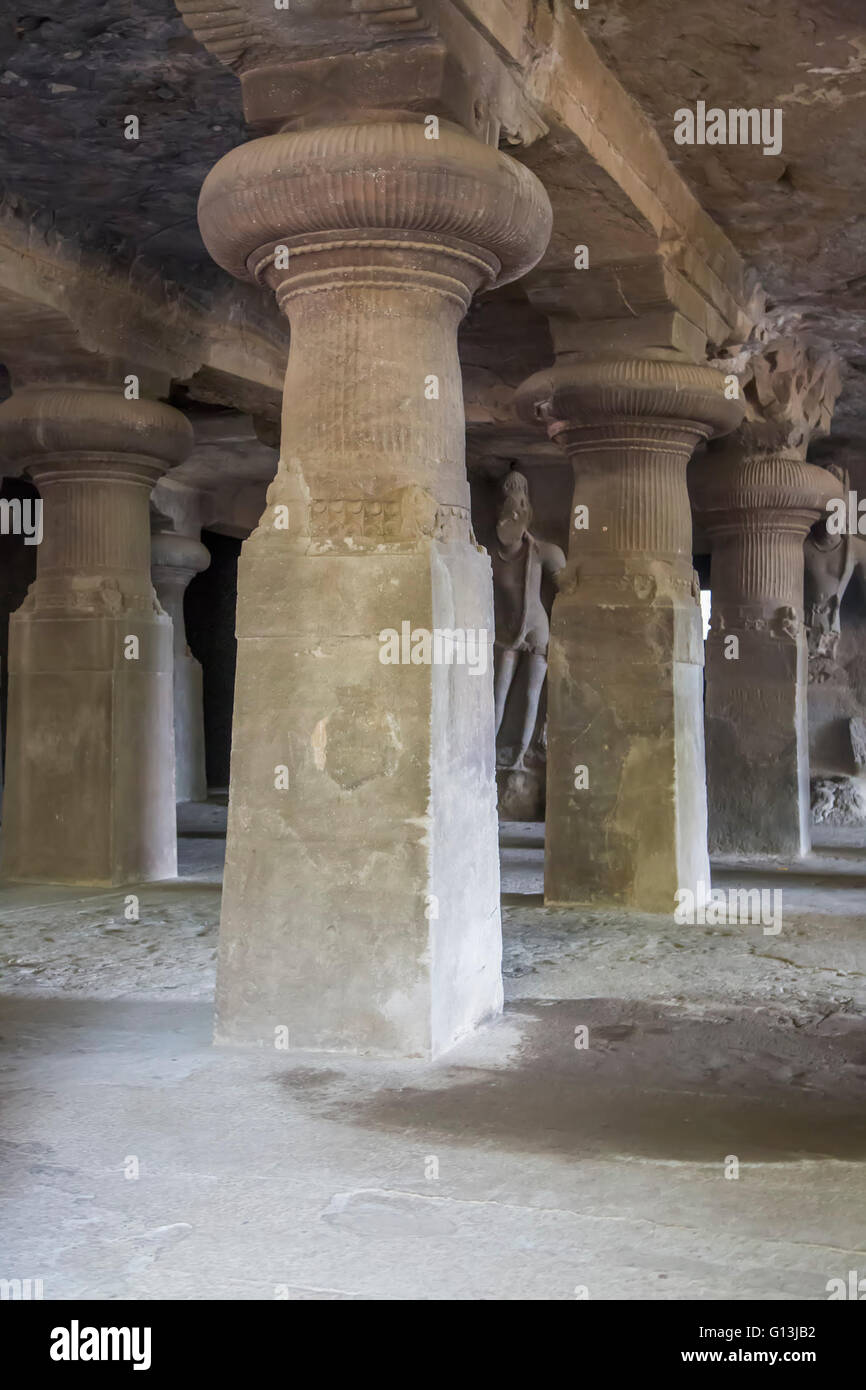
[{"x1": 151, "y1": 533, "x2": 211, "y2": 804}]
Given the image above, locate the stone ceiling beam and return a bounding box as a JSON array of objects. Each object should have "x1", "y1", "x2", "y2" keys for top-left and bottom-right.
[
  {"x1": 461, "y1": 0, "x2": 763, "y2": 352},
  {"x1": 0, "y1": 195, "x2": 285, "y2": 416}
]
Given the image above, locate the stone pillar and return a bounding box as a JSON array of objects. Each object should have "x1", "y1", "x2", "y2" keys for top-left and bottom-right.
[
  {"x1": 517, "y1": 358, "x2": 742, "y2": 911},
  {"x1": 0, "y1": 387, "x2": 192, "y2": 884},
  {"x1": 151, "y1": 531, "x2": 211, "y2": 803},
  {"x1": 692, "y1": 451, "x2": 838, "y2": 856},
  {"x1": 197, "y1": 120, "x2": 551, "y2": 1055}
]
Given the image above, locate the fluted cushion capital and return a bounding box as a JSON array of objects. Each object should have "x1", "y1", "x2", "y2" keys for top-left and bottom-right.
[
  {"x1": 0, "y1": 388, "x2": 193, "y2": 468},
  {"x1": 516, "y1": 357, "x2": 745, "y2": 438},
  {"x1": 198, "y1": 121, "x2": 552, "y2": 289},
  {"x1": 691, "y1": 452, "x2": 840, "y2": 523},
  {"x1": 151, "y1": 531, "x2": 212, "y2": 576}
]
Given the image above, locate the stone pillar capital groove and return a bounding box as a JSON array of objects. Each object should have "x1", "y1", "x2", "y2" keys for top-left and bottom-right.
[
  {"x1": 197, "y1": 119, "x2": 553, "y2": 303},
  {"x1": 0, "y1": 388, "x2": 194, "y2": 616},
  {"x1": 516, "y1": 356, "x2": 745, "y2": 444},
  {"x1": 516, "y1": 356, "x2": 743, "y2": 583},
  {"x1": 693, "y1": 451, "x2": 838, "y2": 540},
  {"x1": 197, "y1": 118, "x2": 551, "y2": 518},
  {"x1": 0, "y1": 386, "x2": 193, "y2": 481},
  {"x1": 692, "y1": 449, "x2": 839, "y2": 625},
  {"x1": 151, "y1": 531, "x2": 212, "y2": 589}
]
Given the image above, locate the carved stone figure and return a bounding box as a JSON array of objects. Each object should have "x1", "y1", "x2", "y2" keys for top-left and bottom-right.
[
  {"x1": 804, "y1": 465, "x2": 866, "y2": 666},
  {"x1": 804, "y1": 462, "x2": 866, "y2": 822},
  {"x1": 491, "y1": 469, "x2": 565, "y2": 771}
]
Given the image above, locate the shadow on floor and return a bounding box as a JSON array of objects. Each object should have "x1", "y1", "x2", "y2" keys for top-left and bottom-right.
[{"x1": 275, "y1": 997, "x2": 866, "y2": 1166}]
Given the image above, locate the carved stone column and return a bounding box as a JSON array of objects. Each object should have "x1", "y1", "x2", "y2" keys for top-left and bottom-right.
[
  {"x1": 0, "y1": 387, "x2": 192, "y2": 884},
  {"x1": 693, "y1": 453, "x2": 838, "y2": 857},
  {"x1": 151, "y1": 531, "x2": 211, "y2": 804},
  {"x1": 197, "y1": 120, "x2": 551, "y2": 1055},
  {"x1": 692, "y1": 340, "x2": 841, "y2": 857},
  {"x1": 517, "y1": 357, "x2": 742, "y2": 911}
]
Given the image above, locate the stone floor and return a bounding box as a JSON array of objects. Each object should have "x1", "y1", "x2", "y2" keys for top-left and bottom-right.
[{"x1": 1, "y1": 805, "x2": 866, "y2": 1300}]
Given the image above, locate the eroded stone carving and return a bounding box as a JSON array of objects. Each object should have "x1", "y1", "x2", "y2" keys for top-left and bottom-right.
[
  {"x1": 803, "y1": 460, "x2": 866, "y2": 822},
  {"x1": 805, "y1": 465, "x2": 866, "y2": 666},
  {"x1": 492, "y1": 469, "x2": 565, "y2": 772},
  {"x1": 305, "y1": 490, "x2": 471, "y2": 546},
  {"x1": 728, "y1": 336, "x2": 841, "y2": 457}
]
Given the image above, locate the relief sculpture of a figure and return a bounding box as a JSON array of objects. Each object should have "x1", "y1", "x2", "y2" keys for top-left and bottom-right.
[
  {"x1": 804, "y1": 463, "x2": 866, "y2": 666},
  {"x1": 491, "y1": 469, "x2": 566, "y2": 771}
]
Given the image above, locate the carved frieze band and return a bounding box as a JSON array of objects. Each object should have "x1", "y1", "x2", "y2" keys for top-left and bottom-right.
[{"x1": 308, "y1": 496, "x2": 470, "y2": 544}]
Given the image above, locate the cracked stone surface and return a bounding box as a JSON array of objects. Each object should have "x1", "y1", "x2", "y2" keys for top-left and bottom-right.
[
  {"x1": 584, "y1": 0, "x2": 866, "y2": 438},
  {"x1": 0, "y1": 2, "x2": 244, "y2": 284},
  {"x1": 2, "y1": 809, "x2": 866, "y2": 1299}
]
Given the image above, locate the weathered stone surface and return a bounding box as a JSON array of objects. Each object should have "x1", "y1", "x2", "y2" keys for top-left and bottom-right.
[
  {"x1": 804, "y1": 464, "x2": 866, "y2": 825},
  {"x1": 202, "y1": 117, "x2": 551, "y2": 1055},
  {"x1": 518, "y1": 356, "x2": 743, "y2": 910},
  {"x1": 496, "y1": 765, "x2": 545, "y2": 822},
  {"x1": 0, "y1": 3, "x2": 245, "y2": 283},
  {"x1": 491, "y1": 469, "x2": 565, "y2": 774},
  {"x1": 693, "y1": 448, "x2": 839, "y2": 857},
  {"x1": 0, "y1": 386, "x2": 192, "y2": 884},
  {"x1": 813, "y1": 775, "x2": 866, "y2": 826},
  {"x1": 580, "y1": 0, "x2": 866, "y2": 445},
  {"x1": 151, "y1": 529, "x2": 211, "y2": 803}
]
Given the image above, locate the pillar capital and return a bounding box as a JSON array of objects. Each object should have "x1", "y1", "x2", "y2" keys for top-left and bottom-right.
[
  {"x1": 197, "y1": 118, "x2": 551, "y2": 522},
  {"x1": 197, "y1": 119, "x2": 552, "y2": 308},
  {"x1": 516, "y1": 356, "x2": 744, "y2": 447},
  {"x1": 516, "y1": 356, "x2": 743, "y2": 584},
  {"x1": 151, "y1": 531, "x2": 212, "y2": 587},
  {"x1": 0, "y1": 387, "x2": 194, "y2": 619},
  {"x1": 691, "y1": 451, "x2": 838, "y2": 543},
  {"x1": 0, "y1": 386, "x2": 193, "y2": 487}
]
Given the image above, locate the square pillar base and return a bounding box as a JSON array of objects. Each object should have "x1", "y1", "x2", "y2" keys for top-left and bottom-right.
[
  {"x1": 215, "y1": 532, "x2": 503, "y2": 1058},
  {"x1": 2, "y1": 610, "x2": 177, "y2": 885},
  {"x1": 545, "y1": 582, "x2": 709, "y2": 911},
  {"x1": 706, "y1": 629, "x2": 809, "y2": 857}
]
